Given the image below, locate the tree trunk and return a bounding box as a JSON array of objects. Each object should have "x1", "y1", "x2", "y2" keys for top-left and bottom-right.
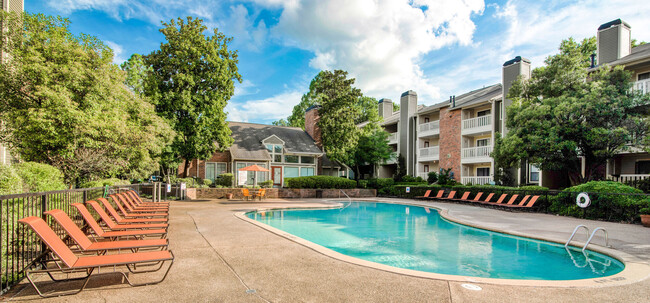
[
  {"x1": 183, "y1": 158, "x2": 190, "y2": 178},
  {"x1": 354, "y1": 165, "x2": 361, "y2": 187}
]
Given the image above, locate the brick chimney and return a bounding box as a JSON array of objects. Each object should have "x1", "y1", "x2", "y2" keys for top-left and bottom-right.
[
  {"x1": 597, "y1": 19, "x2": 631, "y2": 65},
  {"x1": 304, "y1": 105, "x2": 322, "y2": 148},
  {"x1": 378, "y1": 98, "x2": 393, "y2": 118}
]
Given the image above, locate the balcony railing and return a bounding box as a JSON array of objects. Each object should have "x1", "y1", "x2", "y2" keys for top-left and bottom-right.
[
  {"x1": 462, "y1": 115, "x2": 492, "y2": 132},
  {"x1": 462, "y1": 145, "x2": 492, "y2": 159},
  {"x1": 636, "y1": 79, "x2": 650, "y2": 94},
  {"x1": 387, "y1": 132, "x2": 398, "y2": 144},
  {"x1": 461, "y1": 176, "x2": 493, "y2": 185},
  {"x1": 418, "y1": 146, "x2": 439, "y2": 160},
  {"x1": 384, "y1": 154, "x2": 397, "y2": 165},
  {"x1": 418, "y1": 120, "x2": 440, "y2": 136},
  {"x1": 609, "y1": 174, "x2": 650, "y2": 183}
]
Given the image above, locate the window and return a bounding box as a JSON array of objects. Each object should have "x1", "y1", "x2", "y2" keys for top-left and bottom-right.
[
  {"x1": 477, "y1": 167, "x2": 490, "y2": 177},
  {"x1": 476, "y1": 138, "x2": 490, "y2": 147},
  {"x1": 424, "y1": 141, "x2": 429, "y2": 148},
  {"x1": 424, "y1": 117, "x2": 430, "y2": 123},
  {"x1": 205, "y1": 162, "x2": 227, "y2": 181},
  {"x1": 301, "y1": 167, "x2": 314, "y2": 177},
  {"x1": 530, "y1": 165, "x2": 540, "y2": 182},
  {"x1": 236, "y1": 162, "x2": 267, "y2": 185},
  {"x1": 423, "y1": 165, "x2": 429, "y2": 172},
  {"x1": 639, "y1": 72, "x2": 650, "y2": 81},
  {"x1": 267, "y1": 144, "x2": 283, "y2": 163},
  {"x1": 477, "y1": 109, "x2": 491, "y2": 117},
  {"x1": 284, "y1": 167, "x2": 299, "y2": 183},
  {"x1": 300, "y1": 156, "x2": 314, "y2": 164},
  {"x1": 284, "y1": 155, "x2": 299, "y2": 163},
  {"x1": 635, "y1": 161, "x2": 650, "y2": 174}
]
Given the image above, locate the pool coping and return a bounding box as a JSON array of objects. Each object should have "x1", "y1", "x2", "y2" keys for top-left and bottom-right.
[{"x1": 233, "y1": 199, "x2": 650, "y2": 288}]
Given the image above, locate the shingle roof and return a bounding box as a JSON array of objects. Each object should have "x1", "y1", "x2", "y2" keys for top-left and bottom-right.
[
  {"x1": 591, "y1": 43, "x2": 650, "y2": 69},
  {"x1": 228, "y1": 122, "x2": 323, "y2": 161},
  {"x1": 452, "y1": 83, "x2": 502, "y2": 108}
]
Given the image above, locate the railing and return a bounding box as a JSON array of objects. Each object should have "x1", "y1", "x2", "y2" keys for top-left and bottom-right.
[
  {"x1": 462, "y1": 115, "x2": 491, "y2": 130},
  {"x1": 418, "y1": 120, "x2": 440, "y2": 134},
  {"x1": 418, "y1": 172, "x2": 430, "y2": 180},
  {"x1": 387, "y1": 132, "x2": 398, "y2": 144},
  {"x1": 461, "y1": 145, "x2": 492, "y2": 159},
  {"x1": 609, "y1": 174, "x2": 650, "y2": 183},
  {"x1": 0, "y1": 184, "x2": 149, "y2": 294},
  {"x1": 418, "y1": 146, "x2": 439, "y2": 159},
  {"x1": 461, "y1": 176, "x2": 493, "y2": 185},
  {"x1": 384, "y1": 155, "x2": 398, "y2": 165},
  {"x1": 636, "y1": 79, "x2": 650, "y2": 94}
]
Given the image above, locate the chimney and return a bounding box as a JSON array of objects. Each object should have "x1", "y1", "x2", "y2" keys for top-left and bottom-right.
[
  {"x1": 378, "y1": 98, "x2": 393, "y2": 118},
  {"x1": 400, "y1": 90, "x2": 417, "y2": 175},
  {"x1": 502, "y1": 56, "x2": 531, "y2": 134},
  {"x1": 304, "y1": 105, "x2": 322, "y2": 148},
  {"x1": 597, "y1": 19, "x2": 631, "y2": 65}
]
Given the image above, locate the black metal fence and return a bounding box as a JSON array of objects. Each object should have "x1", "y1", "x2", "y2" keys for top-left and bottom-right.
[{"x1": 0, "y1": 183, "x2": 148, "y2": 294}]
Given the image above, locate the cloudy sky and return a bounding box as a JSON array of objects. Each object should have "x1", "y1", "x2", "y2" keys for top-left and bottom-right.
[{"x1": 30, "y1": 0, "x2": 650, "y2": 124}]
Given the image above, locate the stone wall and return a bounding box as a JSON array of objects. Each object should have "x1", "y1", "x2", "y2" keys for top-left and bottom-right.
[
  {"x1": 439, "y1": 106, "x2": 461, "y2": 181},
  {"x1": 185, "y1": 188, "x2": 376, "y2": 200}
]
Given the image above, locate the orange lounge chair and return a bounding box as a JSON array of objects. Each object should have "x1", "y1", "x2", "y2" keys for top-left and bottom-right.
[
  {"x1": 430, "y1": 190, "x2": 445, "y2": 199},
  {"x1": 459, "y1": 192, "x2": 483, "y2": 203},
  {"x1": 438, "y1": 191, "x2": 456, "y2": 200},
  {"x1": 416, "y1": 190, "x2": 432, "y2": 199},
  {"x1": 481, "y1": 194, "x2": 507, "y2": 205},
  {"x1": 480, "y1": 193, "x2": 495, "y2": 203},
  {"x1": 72, "y1": 203, "x2": 166, "y2": 240},
  {"x1": 109, "y1": 195, "x2": 167, "y2": 218},
  {"x1": 112, "y1": 194, "x2": 168, "y2": 214},
  {"x1": 98, "y1": 198, "x2": 168, "y2": 224},
  {"x1": 504, "y1": 194, "x2": 520, "y2": 205},
  {"x1": 127, "y1": 191, "x2": 169, "y2": 207},
  {"x1": 123, "y1": 192, "x2": 169, "y2": 210},
  {"x1": 86, "y1": 201, "x2": 168, "y2": 230},
  {"x1": 455, "y1": 191, "x2": 475, "y2": 202},
  {"x1": 503, "y1": 196, "x2": 540, "y2": 209},
  {"x1": 45, "y1": 209, "x2": 168, "y2": 252},
  {"x1": 18, "y1": 216, "x2": 173, "y2": 298},
  {"x1": 501, "y1": 195, "x2": 530, "y2": 207},
  {"x1": 242, "y1": 188, "x2": 253, "y2": 201}
]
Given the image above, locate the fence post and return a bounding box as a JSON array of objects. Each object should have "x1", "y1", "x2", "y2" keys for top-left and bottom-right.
[
  {"x1": 83, "y1": 190, "x2": 87, "y2": 204},
  {"x1": 40, "y1": 194, "x2": 48, "y2": 253}
]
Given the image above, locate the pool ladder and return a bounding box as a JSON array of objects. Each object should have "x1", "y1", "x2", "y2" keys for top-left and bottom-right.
[
  {"x1": 565, "y1": 225, "x2": 609, "y2": 252},
  {"x1": 339, "y1": 189, "x2": 352, "y2": 209}
]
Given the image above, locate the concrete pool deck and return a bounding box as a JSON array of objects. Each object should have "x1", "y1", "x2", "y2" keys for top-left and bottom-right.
[{"x1": 5, "y1": 197, "x2": 650, "y2": 302}]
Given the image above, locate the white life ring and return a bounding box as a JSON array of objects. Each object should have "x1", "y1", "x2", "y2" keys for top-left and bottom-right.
[{"x1": 576, "y1": 192, "x2": 590, "y2": 208}]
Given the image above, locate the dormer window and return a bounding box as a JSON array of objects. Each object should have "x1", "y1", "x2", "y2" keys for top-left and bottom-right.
[{"x1": 266, "y1": 144, "x2": 283, "y2": 162}]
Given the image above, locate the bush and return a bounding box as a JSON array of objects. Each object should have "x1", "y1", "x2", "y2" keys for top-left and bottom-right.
[
  {"x1": 358, "y1": 180, "x2": 368, "y2": 189},
  {"x1": 427, "y1": 172, "x2": 438, "y2": 184},
  {"x1": 0, "y1": 164, "x2": 23, "y2": 195},
  {"x1": 259, "y1": 180, "x2": 273, "y2": 188},
  {"x1": 285, "y1": 176, "x2": 356, "y2": 189},
  {"x1": 518, "y1": 185, "x2": 549, "y2": 191},
  {"x1": 216, "y1": 173, "x2": 233, "y2": 187},
  {"x1": 80, "y1": 178, "x2": 131, "y2": 188},
  {"x1": 203, "y1": 179, "x2": 213, "y2": 187},
  {"x1": 14, "y1": 162, "x2": 67, "y2": 192},
  {"x1": 437, "y1": 168, "x2": 457, "y2": 186},
  {"x1": 366, "y1": 178, "x2": 395, "y2": 195}
]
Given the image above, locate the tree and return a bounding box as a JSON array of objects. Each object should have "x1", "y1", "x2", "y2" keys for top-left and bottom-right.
[
  {"x1": 348, "y1": 127, "x2": 394, "y2": 184},
  {"x1": 0, "y1": 12, "x2": 174, "y2": 185},
  {"x1": 494, "y1": 37, "x2": 650, "y2": 185},
  {"x1": 144, "y1": 17, "x2": 241, "y2": 177},
  {"x1": 121, "y1": 53, "x2": 150, "y2": 97},
  {"x1": 271, "y1": 119, "x2": 290, "y2": 126}
]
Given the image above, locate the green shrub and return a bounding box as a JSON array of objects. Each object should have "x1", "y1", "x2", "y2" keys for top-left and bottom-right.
[
  {"x1": 437, "y1": 168, "x2": 457, "y2": 186},
  {"x1": 358, "y1": 180, "x2": 368, "y2": 189},
  {"x1": 81, "y1": 178, "x2": 131, "y2": 188},
  {"x1": 551, "y1": 181, "x2": 645, "y2": 222},
  {"x1": 427, "y1": 172, "x2": 438, "y2": 184},
  {"x1": 14, "y1": 162, "x2": 66, "y2": 192},
  {"x1": 203, "y1": 179, "x2": 213, "y2": 187},
  {"x1": 285, "y1": 176, "x2": 356, "y2": 189},
  {"x1": 0, "y1": 164, "x2": 23, "y2": 195},
  {"x1": 260, "y1": 180, "x2": 273, "y2": 188},
  {"x1": 216, "y1": 173, "x2": 233, "y2": 187},
  {"x1": 518, "y1": 185, "x2": 549, "y2": 191}
]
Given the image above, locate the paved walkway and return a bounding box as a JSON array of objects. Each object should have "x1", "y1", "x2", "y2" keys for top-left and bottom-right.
[{"x1": 5, "y1": 198, "x2": 650, "y2": 302}]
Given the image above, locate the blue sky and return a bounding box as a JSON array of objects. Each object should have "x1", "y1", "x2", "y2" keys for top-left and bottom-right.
[{"x1": 28, "y1": 0, "x2": 650, "y2": 124}]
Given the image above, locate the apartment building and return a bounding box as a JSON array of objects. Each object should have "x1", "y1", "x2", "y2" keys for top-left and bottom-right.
[
  {"x1": 372, "y1": 18, "x2": 649, "y2": 188},
  {"x1": 0, "y1": 0, "x2": 23, "y2": 165}
]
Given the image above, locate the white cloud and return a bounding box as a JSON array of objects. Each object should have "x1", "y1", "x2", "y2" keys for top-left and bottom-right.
[
  {"x1": 226, "y1": 91, "x2": 303, "y2": 122},
  {"x1": 104, "y1": 40, "x2": 127, "y2": 64},
  {"x1": 254, "y1": 0, "x2": 485, "y2": 101},
  {"x1": 234, "y1": 79, "x2": 258, "y2": 96}
]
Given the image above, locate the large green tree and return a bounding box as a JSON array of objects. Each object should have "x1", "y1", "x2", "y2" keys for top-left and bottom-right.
[
  {"x1": 0, "y1": 12, "x2": 173, "y2": 185},
  {"x1": 348, "y1": 125, "x2": 394, "y2": 183},
  {"x1": 493, "y1": 37, "x2": 650, "y2": 185},
  {"x1": 121, "y1": 53, "x2": 150, "y2": 97},
  {"x1": 144, "y1": 17, "x2": 241, "y2": 177}
]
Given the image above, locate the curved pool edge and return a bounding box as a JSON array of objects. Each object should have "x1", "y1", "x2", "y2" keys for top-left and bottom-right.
[{"x1": 233, "y1": 200, "x2": 650, "y2": 288}]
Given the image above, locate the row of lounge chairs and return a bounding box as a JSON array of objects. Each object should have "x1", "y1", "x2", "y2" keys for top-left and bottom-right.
[
  {"x1": 416, "y1": 190, "x2": 540, "y2": 209},
  {"x1": 18, "y1": 190, "x2": 174, "y2": 298}
]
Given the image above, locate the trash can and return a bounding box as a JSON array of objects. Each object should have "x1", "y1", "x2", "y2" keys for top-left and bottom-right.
[{"x1": 315, "y1": 189, "x2": 323, "y2": 198}]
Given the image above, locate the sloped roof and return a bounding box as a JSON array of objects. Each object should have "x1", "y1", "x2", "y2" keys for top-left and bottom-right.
[
  {"x1": 228, "y1": 122, "x2": 323, "y2": 161},
  {"x1": 592, "y1": 43, "x2": 650, "y2": 69},
  {"x1": 453, "y1": 83, "x2": 502, "y2": 108}
]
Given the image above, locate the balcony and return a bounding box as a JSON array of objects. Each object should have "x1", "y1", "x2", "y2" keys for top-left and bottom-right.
[
  {"x1": 636, "y1": 79, "x2": 650, "y2": 94},
  {"x1": 418, "y1": 146, "x2": 439, "y2": 162},
  {"x1": 608, "y1": 174, "x2": 650, "y2": 183},
  {"x1": 461, "y1": 115, "x2": 492, "y2": 135},
  {"x1": 461, "y1": 145, "x2": 492, "y2": 163},
  {"x1": 383, "y1": 154, "x2": 397, "y2": 165},
  {"x1": 418, "y1": 120, "x2": 440, "y2": 137},
  {"x1": 461, "y1": 176, "x2": 493, "y2": 185},
  {"x1": 387, "y1": 132, "x2": 398, "y2": 145}
]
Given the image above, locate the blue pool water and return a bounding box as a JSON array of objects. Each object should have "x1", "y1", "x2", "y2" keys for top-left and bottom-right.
[{"x1": 247, "y1": 202, "x2": 625, "y2": 280}]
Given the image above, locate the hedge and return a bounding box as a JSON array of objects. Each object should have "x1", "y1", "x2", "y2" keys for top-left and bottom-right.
[
  {"x1": 15, "y1": 162, "x2": 66, "y2": 192},
  {"x1": 285, "y1": 176, "x2": 356, "y2": 189},
  {"x1": 0, "y1": 164, "x2": 23, "y2": 195},
  {"x1": 80, "y1": 178, "x2": 131, "y2": 188}
]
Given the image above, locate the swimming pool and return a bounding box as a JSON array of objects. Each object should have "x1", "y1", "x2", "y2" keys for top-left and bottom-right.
[{"x1": 246, "y1": 202, "x2": 625, "y2": 280}]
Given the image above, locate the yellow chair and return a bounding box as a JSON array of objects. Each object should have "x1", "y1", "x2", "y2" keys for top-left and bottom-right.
[
  {"x1": 255, "y1": 188, "x2": 266, "y2": 201},
  {"x1": 242, "y1": 188, "x2": 253, "y2": 201}
]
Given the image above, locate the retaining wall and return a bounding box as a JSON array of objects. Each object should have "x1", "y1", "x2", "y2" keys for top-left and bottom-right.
[{"x1": 185, "y1": 188, "x2": 376, "y2": 200}]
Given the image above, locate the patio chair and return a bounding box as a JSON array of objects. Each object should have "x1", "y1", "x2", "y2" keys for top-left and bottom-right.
[
  {"x1": 72, "y1": 203, "x2": 167, "y2": 240},
  {"x1": 459, "y1": 192, "x2": 482, "y2": 203},
  {"x1": 480, "y1": 193, "x2": 495, "y2": 203},
  {"x1": 18, "y1": 216, "x2": 174, "y2": 298},
  {"x1": 45, "y1": 209, "x2": 168, "y2": 253},
  {"x1": 242, "y1": 188, "x2": 253, "y2": 201},
  {"x1": 109, "y1": 194, "x2": 168, "y2": 218},
  {"x1": 416, "y1": 190, "x2": 431, "y2": 199},
  {"x1": 114, "y1": 193, "x2": 168, "y2": 213},
  {"x1": 255, "y1": 188, "x2": 267, "y2": 200},
  {"x1": 127, "y1": 191, "x2": 169, "y2": 207},
  {"x1": 438, "y1": 191, "x2": 456, "y2": 200},
  {"x1": 430, "y1": 190, "x2": 445, "y2": 199},
  {"x1": 504, "y1": 196, "x2": 540, "y2": 209},
  {"x1": 454, "y1": 192, "x2": 471, "y2": 201},
  {"x1": 98, "y1": 198, "x2": 168, "y2": 224},
  {"x1": 504, "y1": 194, "x2": 520, "y2": 205},
  {"x1": 86, "y1": 201, "x2": 168, "y2": 230},
  {"x1": 481, "y1": 194, "x2": 507, "y2": 205}
]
